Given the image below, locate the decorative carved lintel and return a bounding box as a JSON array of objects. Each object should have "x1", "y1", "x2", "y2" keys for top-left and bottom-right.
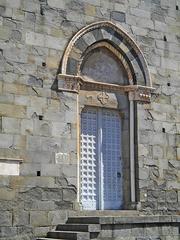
[{"x1": 58, "y1": 74, "x2": 155, "y2": 103}]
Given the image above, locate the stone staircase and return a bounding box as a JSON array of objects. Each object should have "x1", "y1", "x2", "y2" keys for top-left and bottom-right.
[
  {"x1": 37, "y1": 211, "x2": 138, "y2": 240},
  {"x1": 37, "y1": 212, "x2": 180, "y2": 240},
  {"x1": 37, "y1": 217, "x2": 100, "y2": 240}
]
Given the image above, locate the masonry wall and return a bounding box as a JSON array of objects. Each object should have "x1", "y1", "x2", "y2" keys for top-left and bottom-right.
[{"x1": 0, "y1": 0, "x2": 179, "y2": 239}]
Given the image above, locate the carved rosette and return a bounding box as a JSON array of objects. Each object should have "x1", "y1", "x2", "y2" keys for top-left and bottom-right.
[
  {"x1": 58, "y1": 74, "x2": 154, "y2": 103},
  {"x1": 97, "y1": 92, "x2": 109, "y2": 105}
]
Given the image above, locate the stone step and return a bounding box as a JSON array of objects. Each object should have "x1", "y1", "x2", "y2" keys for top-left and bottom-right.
[
  {"x1": 56, "y1": 224, "x2": 100, "y2": 233},
  {"x1": 71, "y1": 210, "x2": 139, "y2": 217},
  {"x1": 47, "y1": 230, "x2": 90, "y2": 240},
  {"x1": 67, "y1": 217, "x2": 100, "y2": 224},
  {"x1": 37, "y1": 238, "x2": 68, "y2": 240}
]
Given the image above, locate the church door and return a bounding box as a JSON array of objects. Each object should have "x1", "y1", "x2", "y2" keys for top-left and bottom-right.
[{"x1": 80, "y1": 107, "x2": 123, "y2": 210}]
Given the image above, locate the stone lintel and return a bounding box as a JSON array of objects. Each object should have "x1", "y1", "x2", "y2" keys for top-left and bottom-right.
[{"x1": 58, "y1": 74, "x2": 154, "y2": 103}]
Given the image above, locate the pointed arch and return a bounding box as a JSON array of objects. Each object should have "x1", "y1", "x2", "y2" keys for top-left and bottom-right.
[{"x1": 60, "y1": 21, "x2": 152, "y2": 87}]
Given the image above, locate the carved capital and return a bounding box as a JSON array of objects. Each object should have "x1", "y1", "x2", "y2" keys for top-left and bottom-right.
[
  {"x1": 58, "y1": 74, "x2": 82, "y2": 93},
  {"x1": 128, "y1": 85, "x2": 155, "y2": 103}
]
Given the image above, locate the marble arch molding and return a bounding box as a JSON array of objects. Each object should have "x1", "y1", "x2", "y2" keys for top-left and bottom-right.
[{"x1": 58, "y1": 21, "x2": 154, "y2": 103}]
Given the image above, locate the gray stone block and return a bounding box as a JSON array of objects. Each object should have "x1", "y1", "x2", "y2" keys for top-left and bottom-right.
[
  {"x1": 20, "y1": 163, "x2": 41, "y2": 176},
  {"x1": 28, "y1": 75, "x2": 43, "y2": 88},
  {"x1": 0, "y1": 133, "x2": 13, "y2": 148},
  {"x1": 18, "y1": 176, "x2": 55, "y2": 188},
  {"x1": 24, "y1": 200, "x2": 55, "y2": 211},
  {"x1": 41, "y1": 164, "x2": 61, "y2": 176},
  {"x1": 63, "y1": 188, "x2": 76, "y2": 201},
  {"x1": 47, "y1": 0, "x2": 66, "y2": 9},
  {"x1": 0, "y1": 211, "x2": 12, "y2": 226},
  {"x1": 111, "y1": 11, "x2": 126, "y2": 22},
  {"x1": 0, "y1": 226, "x2": 17, "y2": 238},
  {"x1": 30, "y1": 211, "x2": 48, "y2": 227},
  {"x1": 48, "y1": 210, "x2": 67, "y2": 225},
  {"x1": 42, "y1": 188, "x2": 63, "y2": 201},
  {"x1": 34, "y1": 120, "x2": 51, "y2": 137},
  {"x1": 26, "y1": 150, "x2": 54, "y2": 163},
  {"x1": 26, "y1": 136, "x2": 42, "y2": 151},
  {"x1": 0, "y1": 176, "x2": 10, "y2": 187},
  {"x1": 2, "y1": 117, "x2": 21, "y2": 134},
  {"x1": 4, "y1": 48, "x2": 28, "y2": 63},
  {"x1": 34, "y1": 226, "x2": 50, "y2": 237},
  {"x1": 130, "y1": 8, "x2": 151, "y2": 19},
  {"x1": 13, "y1": 210, "x2": 29, "y2": 226},
  {"x1": 131, "y1": 226, "x2": 145, "y2": 237}
]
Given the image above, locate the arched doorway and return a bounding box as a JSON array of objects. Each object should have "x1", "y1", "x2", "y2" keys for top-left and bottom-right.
[{"x1": 58, "y1": 21, "x2": 154, "y2": 210}]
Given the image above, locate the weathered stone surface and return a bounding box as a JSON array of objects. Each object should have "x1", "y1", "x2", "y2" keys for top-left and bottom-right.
[
  {"x1": 28, "y1": 75, "x2": 43, "y2": 87},
  {"x1": 63, "y1": 188, "x2": 76, "y2": 201},
  {"x1": 2, "y1": 117, "x2": 21, "y2": 134},
  {"x1": 24, "y1": 200, "x2": 55, "y2": 211},
  {"x1": 0, "y1": 133, "x2": 14, "y2": 148},
  {"x1": 153, "y1": 145, "x2": 164, "y2": 159},
  {"x1": 13, "y1": 210, "x2": 29, "y2": 226},
  {"x1": 22, "y1": 177, "x2": 55, "y2": 188},
  {"x1": 111, "y1": 11, "x2": 126, "y2": 22},
  {"x1": 0, "y1": 185, "x2": 17, "y2": 200},
  {"x1": 47, "y1": 0, "x2": 66, "y2": 9},
  {"x1": 34, "y1": 226, "x2": 50, "y2": 237},
  {"x1": 30, "y1": 211, "x2": 48, "y2": 227},
  {"x1": 0, "y1": 103, "x2": 26, "y2": 118},
  {"x1": 48, "y1": 210, "x2": 67, "y2": 225},
  {"x1": 0, "y1": 211, "x2": 12, "y2": 226},
  {"x1": 20, "y1": 119, "x2": 33, "y2": 135},
  {"x1": 84, "y1": 3, "x2": 96, "y2": 16},
  {"x1": 42, "y1": 188, "x2": 63, "y2": 201},
  {"x1": 25, "y1": 31, "x2": 44, "y2": 47}
]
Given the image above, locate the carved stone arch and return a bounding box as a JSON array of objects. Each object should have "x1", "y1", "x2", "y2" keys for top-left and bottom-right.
[{"x1": 60, "y1": 21, "x2": 151, "y2": 88}]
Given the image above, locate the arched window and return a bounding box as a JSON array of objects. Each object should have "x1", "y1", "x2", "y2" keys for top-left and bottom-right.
[{"x1": 58, "y1": 21, "x2": 154, "y2": 210}]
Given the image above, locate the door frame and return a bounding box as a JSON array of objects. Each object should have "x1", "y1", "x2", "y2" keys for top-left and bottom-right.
[{"x1": 77, "y1": 89, "x2": 136, "y2": 210}]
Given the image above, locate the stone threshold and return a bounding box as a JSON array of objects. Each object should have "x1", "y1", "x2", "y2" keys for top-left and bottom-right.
[{"x1": 71, "y1": 210, "x2": 139, "y2": 217}]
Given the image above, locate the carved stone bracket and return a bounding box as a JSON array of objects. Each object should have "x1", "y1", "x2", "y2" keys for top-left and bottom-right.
[
  {"x1": 128, "y1": 85, "x2": 155, "y2": 103},
  {"x1": 58, "y1": 74, "x2": 155, "y2": 103},
  {"x1": 58, "y1": 74, "x2": 82, "y2": 93}
]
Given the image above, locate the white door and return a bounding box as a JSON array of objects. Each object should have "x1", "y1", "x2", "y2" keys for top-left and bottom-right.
[{"x1": 80, "y1": 107, "x2": 123, "y2": 210}]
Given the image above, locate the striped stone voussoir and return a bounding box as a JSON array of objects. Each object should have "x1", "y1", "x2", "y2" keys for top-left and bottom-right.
[{"x1": 61, "y1": 21, "x2": 152, "y2": 88}]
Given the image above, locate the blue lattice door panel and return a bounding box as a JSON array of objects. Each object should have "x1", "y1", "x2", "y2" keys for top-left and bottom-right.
[
  {"x1": 101, "y1": 109, "x2": 122, "y2": 210},
  {"x1": 80, "y1": 107, "x2": 123, "y2": 210}
]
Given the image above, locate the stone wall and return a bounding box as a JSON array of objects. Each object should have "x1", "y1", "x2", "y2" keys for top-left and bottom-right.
[
  {"x1": 99, "y1": 215, "x2": 180, "y2": 240},
  {"x1": 0, "y1": 0, "x2": 179, "y2": 239}
]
